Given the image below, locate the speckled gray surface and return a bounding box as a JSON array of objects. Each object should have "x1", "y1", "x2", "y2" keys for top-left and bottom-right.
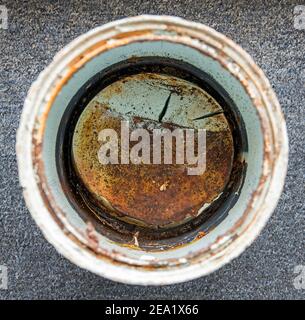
[{"x1": 0, "y1": 0, "x2": 304, "y2": 300}]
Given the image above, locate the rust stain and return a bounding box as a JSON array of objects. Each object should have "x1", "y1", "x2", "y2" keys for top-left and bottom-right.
[
  {"x1": 86, "y1": 221, "x2": 99, "y2": 250},
  {"x1": 72, "y1": 100, "x2": 234, "y2": 228},
  {"x1": 196, "y1": 231, "x2": 206, "y2": 239}
]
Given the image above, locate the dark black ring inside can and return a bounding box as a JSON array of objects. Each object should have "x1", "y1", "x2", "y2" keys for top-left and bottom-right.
[{"x1": 56, "y1": 56, "x2": 247, "y2": 250}]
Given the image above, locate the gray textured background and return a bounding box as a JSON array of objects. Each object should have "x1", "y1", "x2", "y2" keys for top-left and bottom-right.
[{"x1": 0, "y1": 0, "x2": 304, "y2": 300}]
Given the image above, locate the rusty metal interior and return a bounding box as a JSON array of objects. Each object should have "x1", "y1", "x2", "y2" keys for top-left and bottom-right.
[{"x1": 56, "y1": 57, "x2": 247, "y2": 250}]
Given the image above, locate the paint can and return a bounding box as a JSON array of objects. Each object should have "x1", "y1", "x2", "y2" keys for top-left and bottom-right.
[{"x1": 16, "y1": 16, "x2": 288, "y2": 285}]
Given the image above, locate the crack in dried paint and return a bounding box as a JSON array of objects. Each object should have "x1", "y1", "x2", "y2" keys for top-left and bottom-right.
[
  {"x1": 158, "y1": 92, "x2": 172, "y2": 122},
  {"x1": 192, "y1": 110, "x2": 224, "y2": 121}
]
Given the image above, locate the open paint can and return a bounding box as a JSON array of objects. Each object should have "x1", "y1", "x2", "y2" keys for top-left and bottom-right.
[{"x1": 16, "y1": 16, "x2": 288, "y2": 285}]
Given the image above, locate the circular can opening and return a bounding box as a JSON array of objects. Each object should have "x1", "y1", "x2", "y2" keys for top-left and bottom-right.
[{"x1": 56, "y1": 57, "x2": 247, "y2": 250}]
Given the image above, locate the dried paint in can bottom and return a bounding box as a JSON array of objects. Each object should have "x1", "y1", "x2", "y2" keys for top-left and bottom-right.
[{"x1": 56, "y1": 57, "x2": 247, "y2": 250}]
